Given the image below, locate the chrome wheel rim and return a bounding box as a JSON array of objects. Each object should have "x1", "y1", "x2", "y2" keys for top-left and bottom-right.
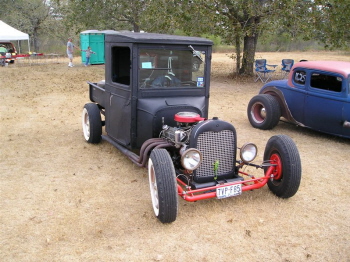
[
  {"x1": 251, "y1": 102, "x2": 266, "y2": 124},
  {"x1": 148, "y1": 158, "x2": 159, "y2": 216},
  {"x1": 82, "y1": 108, "x2": 90, "y2": 140}
]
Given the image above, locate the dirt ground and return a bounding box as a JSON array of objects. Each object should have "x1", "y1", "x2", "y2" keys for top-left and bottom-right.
[{"x1": 1, "y1": 51, "x2": 350, "y2": 262}]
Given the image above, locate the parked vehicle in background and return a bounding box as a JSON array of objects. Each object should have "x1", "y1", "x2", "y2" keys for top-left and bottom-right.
[
  {"x1": 0, "y1": 41, "x2": 17, "y2": 64},
  {"x1": 248, "y1": 61, "x2": 350, "y2": 139}
]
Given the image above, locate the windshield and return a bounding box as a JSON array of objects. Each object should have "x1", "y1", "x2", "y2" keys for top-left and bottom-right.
[{"x1": 138, "y1": 47, "x2": 206, "y2": 89}]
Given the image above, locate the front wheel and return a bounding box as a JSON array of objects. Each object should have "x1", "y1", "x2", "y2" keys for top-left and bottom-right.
[
  {"x1": 148, "y1": 149, "x2": 178, "y2": 223},
  {"x1": 82, "y1": 103, "x2": 102, "y2": 143},
  {"x1": 247, "y1": 94, "x2": 281, "y2": 130},
  {"x1": 264, "y1": 135, "x2": 301, "y2": 198}
]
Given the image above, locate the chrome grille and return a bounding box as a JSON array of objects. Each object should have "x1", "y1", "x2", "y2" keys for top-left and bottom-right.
[{"x1": 195, "y1": 130, "x2": 235, "y2": 178}]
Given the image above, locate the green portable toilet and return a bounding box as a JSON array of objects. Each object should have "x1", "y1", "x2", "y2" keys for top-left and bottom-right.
[{"x1": 80, "y1": 30, "x2": 105, "y2": 64}]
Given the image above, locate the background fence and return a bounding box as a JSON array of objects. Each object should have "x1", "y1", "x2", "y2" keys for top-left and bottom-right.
[{"x1": 13, "y1": 53, "x2": 66, "y2": 66}]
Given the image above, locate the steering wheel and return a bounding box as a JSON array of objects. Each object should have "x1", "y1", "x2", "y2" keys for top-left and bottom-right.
[{"x1": 152, "y1": 75, "x2": 180, "y2": 87}]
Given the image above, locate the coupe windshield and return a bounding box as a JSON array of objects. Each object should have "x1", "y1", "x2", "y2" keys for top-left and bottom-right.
[{"x1": 138, "y1": 48, "x2": 206, "y2": 89}]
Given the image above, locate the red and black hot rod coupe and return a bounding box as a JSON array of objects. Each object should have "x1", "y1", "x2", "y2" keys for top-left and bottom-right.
[{"x1": 82, "y1": 32, "x2": 302, "y2": 223}]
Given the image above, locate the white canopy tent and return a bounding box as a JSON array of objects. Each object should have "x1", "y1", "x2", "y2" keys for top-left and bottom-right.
[{"x1": 0, "y1": 20, "x2": 30, "y2": 53}]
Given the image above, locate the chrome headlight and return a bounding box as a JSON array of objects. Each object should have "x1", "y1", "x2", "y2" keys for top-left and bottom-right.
[
  {"x1": 240, "y1": 143, "x2": 257, "y2": 163},
  {"x1": 181, "y1": 148, "x2": 202, "y2": 170}
]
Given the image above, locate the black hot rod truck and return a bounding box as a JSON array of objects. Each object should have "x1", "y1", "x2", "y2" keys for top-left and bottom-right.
[{"x1": 82, "y1": 32, "x2": 301, "y2": 223}]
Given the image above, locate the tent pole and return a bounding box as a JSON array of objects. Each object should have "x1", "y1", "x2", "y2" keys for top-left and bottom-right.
[{"x1": 17, "y1": 40, "x2": 21, "y2": 53}]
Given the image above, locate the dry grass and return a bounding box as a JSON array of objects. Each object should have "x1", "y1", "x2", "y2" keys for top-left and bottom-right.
[{"x1": 1, "y1": 51, "x2": 350, "y2": 262}]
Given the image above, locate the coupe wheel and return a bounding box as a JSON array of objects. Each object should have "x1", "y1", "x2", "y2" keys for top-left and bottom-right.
[
  {"x1": 264, "y1": 135, "x2": 301, "y2": 198},
  {"x1": 82, "y1": 103, "x2": 102, "y2": 143},
  {"x1": 247, "y1": 94, "x2": 281, "y2": 130},
  {"x1": 148, "y1": 149, "x2": 178, "y2": 223}
]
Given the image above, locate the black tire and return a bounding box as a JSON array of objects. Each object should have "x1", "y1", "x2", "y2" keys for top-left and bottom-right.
[
  {"x1": 247, "y1": 94, "x2": 281, "y2": 130},
  {"x1": 148, "y1": 149, "x2": 178, "y2": 223},
  {"x1": 264, "y1": 135, "x2": 302, "y2": 198},
  {"x1": 82, "y1": 103, "x2": 102, "y2": 143}
]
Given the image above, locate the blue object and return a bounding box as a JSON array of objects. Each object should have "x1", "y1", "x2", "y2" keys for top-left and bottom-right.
[
  {"x1": 254, "y1": 59, "x2": 277, "y2": 83},
  {"x1": 248, "y1": 61, "x2": 350, "y2": 139},
  {"x1": 281, "y1": 59, "x2": 294, "y2": 78},
  {"x1": 80, "y1": 30, "x2": 105, "y2": 65},
  {"x1": 80, "y1": 30, "x2": 113, "y2": 65}
]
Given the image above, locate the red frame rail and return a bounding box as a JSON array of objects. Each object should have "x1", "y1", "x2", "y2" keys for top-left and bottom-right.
[{"x1": 177, "y1": 166, "x2": 275, "y2": 202}]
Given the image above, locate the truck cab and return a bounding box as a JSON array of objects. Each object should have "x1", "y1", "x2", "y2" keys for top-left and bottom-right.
[{"x1": 89, "y1": 32, "x2": 212, "y2": 149}]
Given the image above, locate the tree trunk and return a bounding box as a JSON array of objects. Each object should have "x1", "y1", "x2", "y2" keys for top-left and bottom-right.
[
  {"x1": 133, "y1": 23, "x2": 140, "y2": 33},
  {"x1": 239, "y1": 34, "x2": 258, "y2": 75},
  {"x1": 33, "y1": 28, "x2": 39, "y2": 52},
  {"x1": 235, "y1": 34, "x2": 241, "y2": 73}
]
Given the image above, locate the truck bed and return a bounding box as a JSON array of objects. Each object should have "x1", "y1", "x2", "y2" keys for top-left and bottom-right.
[{"x1": 88, "y1": 81, "x2": 106, "y2": 107}]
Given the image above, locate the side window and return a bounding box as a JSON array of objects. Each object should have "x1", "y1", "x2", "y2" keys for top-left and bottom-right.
[
  {"x1": 294, "y1": 70, "x2": 306, "y2": 85},
  {"x1": 310, "y1": 73, "x2": 342, "y2": 92},
  {"x1": 111, "y1": 46, "x2": 130, "y2": 85}
]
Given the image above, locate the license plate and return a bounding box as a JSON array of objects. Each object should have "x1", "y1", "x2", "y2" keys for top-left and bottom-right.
[{"x1": 216, "y1": 184, "x2": 242, "y2": 199}]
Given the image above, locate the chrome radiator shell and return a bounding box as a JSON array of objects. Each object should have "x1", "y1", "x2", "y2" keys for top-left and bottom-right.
[{"x1": 189, "y1": 119, "x2": 237, "y2": 183}]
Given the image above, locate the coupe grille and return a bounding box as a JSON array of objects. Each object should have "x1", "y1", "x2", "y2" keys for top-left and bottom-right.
[{"x1": 195, "y1": 130, "x2": 235, "y2": 179}]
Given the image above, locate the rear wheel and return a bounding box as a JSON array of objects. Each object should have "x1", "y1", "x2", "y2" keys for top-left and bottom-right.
[
  {"x1": 247, "y1": 94, "x2": 281, "y2": 130},
  {"x1": 82, "y1": 103, "x2": 102, "y2": 143},
  {"x1": 148, "y1": 149, "x2": 178, "y2": 223},
  {"x1": 264, "y1": 135, "x2": 301, "y2": 198}
]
